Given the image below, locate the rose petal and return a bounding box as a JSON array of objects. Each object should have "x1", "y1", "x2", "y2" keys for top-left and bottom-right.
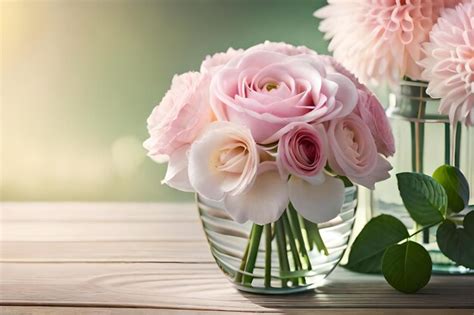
[
  {"x1": 288, "y1": 175, "x2": 345, "y2": 223},
  {"x1": 188, "y1": 121, "x2": 259, "y2": 201},
  {"x1": 325, "y1": 72, "x2": 358, "y2": 118},
  {"x1": 224, "y1": 163, "x2": 289, "y2": 224},
  {"x1": 300, "y1": 171, "x2": 326, "y2": 186},
  {"x1": 162, "y1": 145, "x2": 193, "y2": 192},
  {"x1": 349, "y1": 155, "x2": 392, "y2": 189}
]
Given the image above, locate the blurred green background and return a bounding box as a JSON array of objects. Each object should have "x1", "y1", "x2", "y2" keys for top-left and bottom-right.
[{"x1": 1, "y1": 0, "x2": 329, "y2": 201}]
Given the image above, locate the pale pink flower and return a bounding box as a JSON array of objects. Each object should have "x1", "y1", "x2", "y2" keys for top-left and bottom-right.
[
  {"x1": 188, "y1": 122, "x2": 289, "y2": 224},
  {"x1": 288, "y1": 175, "x2": 345, "y2": 224},
  {"x1": 354, "y1": 91, "x2": 396, "y2": 157},
  {"x1": 327, "y1": 114, "x2": 392, "y2": 189},
  {"x1": 277, "y1": 123, "x2": 328, "y2": 184},
  {"x1": 323, "y1": 56, "x2": 396, "y2": 157},
  {"x1": 420, "y1": 1, "x2": 474, "y2": 126},
  {"x1": 222, "y1": 161, "x2": 290, "y2": 225},
  {"x1": 144, "y1": 72, "x2": 211, "y2": 160},
  {"x1": 248, "y1": 41, "x2": 318, "y2": 56},
  {"x1": 210, "y1": 43, "x2": 358, "y2": 142},
  {"x1": 189, "y1": 121, "x2": 259, "y2": 200},
  {"x1": 189, "y1": 121, "x2": 347, "y2": 225},
  {"x1": 144, "y1": 72, "x2": 212, "y2": 190},
  {"x1": 200, "y1": 47, "x2": 244, "y2": 75},
  {"x1": 315, "y1": 0, "x2": 461, "y2": 86}
]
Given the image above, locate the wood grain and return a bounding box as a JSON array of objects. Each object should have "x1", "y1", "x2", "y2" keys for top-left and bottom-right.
[
  {"x1": 1, "y1": 306, "x2": 473, "y2": 315},
  {"x1": 1, "y1": 203, "x2": 198, "y2": 222},
  {"x1": 1, "y1": 263, "x2": 473, "y2": 312},
  {"x1": 1, "y1": 221, "x2": 204, "y2": 242},
  {"x1": 1, "y1": 203, "x2": 204, "y2": 242},
  {"x1": 0, "y1": 241, "x2": 213, "y2": 263},
  {"x1": 1, "y1": 202, "x2": 473, "y2": 313}
]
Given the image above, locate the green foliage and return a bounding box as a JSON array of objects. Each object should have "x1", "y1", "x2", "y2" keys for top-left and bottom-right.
[
  {"x1": 437, "y1": 211, "x2": 474, "y2": 269},
  {"x1": 349, "y1": 165, "x2": 472, "y2": 294},
  {"x1": 346, "y1": 215, "x2": 409, "y2": 273},
  {"x1": 397, "y1": 172, "x2": 447, "y2": 225},
  {"x1": 432, "y1": 165, "x2": 470, "y2": 213},
  {"x1": 382, "y1": 241, "x2": 432, "y2": 294}
]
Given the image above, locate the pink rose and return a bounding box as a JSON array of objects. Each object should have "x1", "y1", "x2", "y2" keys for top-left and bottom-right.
[
  {"x1": 324, "y1": 56, "x2": 395, "y2": 157},
  {"x1": 144, "y1": 72, "x2": 211, "y2": 161},
  {"x1": 210, "y1": 44, "x2": 358, "y2": 142},
  {"x1": 354, "y1": 90, "x2": 395, "y2": 157},
  {"x1": 189, "y1": 121, "x2": 259, "y2": 201},
  {"x1": 200, "y1": 47, "x2": 244, "y2": 75},
  {"x1": 248, "y1": 41, "x2": 318, "y2": 56},
  {"x1": 188, "y1": 122, "x2": 289, "y2": 224},
  {"x1": 277, "y1": 123, "x2": 327, "y2": 184},
  {"x1": 144, "y1": 72, "x2": 212, "y2": 191},
  {"x1": 327, "y1": 114, "x2": 392, "y2": 189}
]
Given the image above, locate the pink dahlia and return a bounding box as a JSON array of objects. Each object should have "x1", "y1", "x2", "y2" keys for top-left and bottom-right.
[
  {"x1": 420, "y1": 1, "x2": 474, "y2": 126},
  {"x1": 315, "y1": 0, "x2": 461, "y2": 86}
]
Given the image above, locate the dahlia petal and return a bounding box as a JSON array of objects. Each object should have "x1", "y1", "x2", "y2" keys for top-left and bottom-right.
[{"x1": 420, "y1": 1, "x2": 474, "y2": 126}]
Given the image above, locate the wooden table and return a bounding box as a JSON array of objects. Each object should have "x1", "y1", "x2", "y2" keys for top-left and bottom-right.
[{"x1": 1, "y1": 203, "x2": 473, "y2": 314}]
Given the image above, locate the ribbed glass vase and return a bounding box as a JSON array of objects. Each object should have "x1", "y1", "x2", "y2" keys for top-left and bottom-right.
[
  {"x1": 371, "y1": 78, "x2": 474, "y2": 274},
  {"x1": 197, "y1": 186, "x2": 357, "y2": 294}
]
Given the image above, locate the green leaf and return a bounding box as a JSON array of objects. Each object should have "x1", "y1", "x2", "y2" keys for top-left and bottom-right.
[
  {"x1": 382, "y1": 241, "x2": 432, "y2": 293},
  {"x1": 396, "y1": 172, "x2": 447, "y2": 226},
  {"x1": 346, "y1": 215, "x2": 409, "y2": 273},
  {"x1": 436, "y1": 211, "x2": 474, "y2": 269},
  {"x1": 432, "y1": 165, "x2": 470, "y2": 213}
]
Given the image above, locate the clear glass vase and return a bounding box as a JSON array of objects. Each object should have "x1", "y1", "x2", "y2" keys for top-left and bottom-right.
[
  {"x1": 197, "y1": 186, "x2": 357, "y2": 294},
  {"x1": 371, "y1": 79, "x2": 474, "y2": 274}
]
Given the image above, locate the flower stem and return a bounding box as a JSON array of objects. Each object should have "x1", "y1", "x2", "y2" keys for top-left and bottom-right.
[
  {"x1": 305, "y1": 219, "x2": 328, "y2": 256},
  {"x1": 275, "y1": 219, "x2": 289, "y2": 287},
  {"x1": 235, "y1": 225, "x2": 252, "y2": 283},
  {"x1": 301, "y1": 217, "x2": 314, "y2": 250},
  {"x1": 242, "y1": 224, "x2": 263, "y2": 285},
  {"x1": 288, "y1": 205, "x2": 312, "y2": 270},
  {"x1": 282, "y1": 212, "x2": 305, "y2": 285},
  {"x1": 409, "y1": 221, "x2": 441, "y2": 239},
  {"x1": 264, "y1": 224, "x2": 272, "y2": 288}
]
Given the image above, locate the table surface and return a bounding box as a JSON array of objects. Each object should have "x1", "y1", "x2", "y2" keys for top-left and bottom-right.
[{"x1": 1, "y1": 202, "x2": 473, "y2": 315}]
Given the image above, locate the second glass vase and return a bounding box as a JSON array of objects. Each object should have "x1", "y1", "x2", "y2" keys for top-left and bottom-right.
[{"x1": 371, "y1": 79, "x2": 474, "y2": 274}]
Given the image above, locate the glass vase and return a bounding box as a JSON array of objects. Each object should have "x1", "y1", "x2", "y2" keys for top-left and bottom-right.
[
  {"x1": 371, "y1": 79, "x2": 474, "y2": 274},
  {"x1": 197, "y1": 186, "x2": 357, "y2": 294}
]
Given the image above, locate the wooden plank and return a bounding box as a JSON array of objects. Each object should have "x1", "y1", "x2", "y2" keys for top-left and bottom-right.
[
  {"x1": 0, "y1": 203, "x2": 198, "y2": 222},
  {"x1": 0, "y1": 221, "x2": 204, "y2": 242},
  {"x1": 1, "y1": 306, "x2": 473, "y2": 315},
  {"x1": 0, "y1": 241, "x2": 213, "y2": 263},
  {"x1": 1, "y1": 263, "x2": 473, "y2": 312},
  {"x1": 0, "y1": 203, "x2": 213, "y2": 262},
  {"x1": 0, "y1": 203, "x2": 205, "y2": 242},
  {"x1": 1, "y1": 203, "x2": 473, "y2": 312}
]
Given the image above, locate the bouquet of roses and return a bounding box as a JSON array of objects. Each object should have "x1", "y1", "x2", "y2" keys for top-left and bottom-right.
[{"x1": 144, "y1": 42, "x2": 395, "y2": 291}]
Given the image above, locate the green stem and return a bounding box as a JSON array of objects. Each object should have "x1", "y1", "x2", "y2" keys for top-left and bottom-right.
[
  {"x1": 444, "y1": 123, "x2": 450, "y2": 165},
  {"x1": 235, "y1": 226, "x2": 252, "y2": 283},
  {"x1": 275, "y1": 219, "x2": 289, "y2": 288},
  {"x1": 306, "y1": 219, "x2": 328, "y2": 256},
  {"x1": 242, "y1": 224, "x2": 263, "y2": 285},
  {"x1": 409, "y1": 221, "x2": 441, "y2": 240},
  {"x1": 282, "y1": 212, "x2": 305, "y2": 285},
  {"x1": 298, "y1": 215, "x2": 314, "y2": 251},
  {"x1": 454, "y1": 123, "x2": 462, "y2": 168},
  {"x1": 301, "y1": 217, "x2": 314, "y2": 251},
  {"x1": 264, "y1": 224, "x2": 272, "y2": 288},
  {"x1": 288, "y1": 205, "x2": 312, "y2": 270}
]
